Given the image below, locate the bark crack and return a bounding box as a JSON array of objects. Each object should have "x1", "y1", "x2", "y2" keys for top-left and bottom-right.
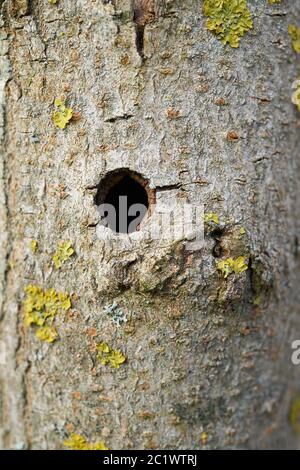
[{"x1": 133, "y1": 0, "x2": 155, "y2": 58}]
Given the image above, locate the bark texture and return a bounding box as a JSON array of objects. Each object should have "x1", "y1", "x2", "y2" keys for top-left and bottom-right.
[{"x1": 0, "y1": 0, "x2": 300, "y2": 449}]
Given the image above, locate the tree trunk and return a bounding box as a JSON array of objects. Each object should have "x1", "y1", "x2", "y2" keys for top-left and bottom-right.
[{"x1": 0, "y1": 0, "x2": 300, "y2": 450}]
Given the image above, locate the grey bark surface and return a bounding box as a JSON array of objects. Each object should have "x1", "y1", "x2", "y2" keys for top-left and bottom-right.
[{"x1": 0, "y1": 0, "x2": 300, "y2": 450}]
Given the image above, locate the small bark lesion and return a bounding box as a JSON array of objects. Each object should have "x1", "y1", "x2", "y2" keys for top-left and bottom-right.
[{"x1": 133, "y1": 0, "x2": 156, "y2": 57}]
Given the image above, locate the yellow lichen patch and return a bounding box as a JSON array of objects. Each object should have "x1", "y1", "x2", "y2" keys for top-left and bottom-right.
[
  {"x1": 49, "y1": 0, "x2": 58, "y2": 4},
  {"x1": 35, "y1": 326, "x2": 58, "y2": 343},
  {"x1": 64, "y1": 433, "x2": 108, "y2": 450},
  {"x1": 52, "y1": 241, "x2": 74, "y2": 269},
  {"x1": 288, "y1": 25, "x2": 300, "y2": 53},
  {"x1": 200, "y1": 432, "x2": 208, "y2": 445},
  {"x1": 217, "y1": 256, "x2": 248, "y2": 278},
  {"x1": 253, "y1": 295, "x2": 261, "y2": 306},
  {"x1": 203, "y1": 0, "x2": 253, "y2": 48},
  {"x1": 30, "y1": 240, "x2": 38, "y2": 253},
  {"x1": 239, "y1": 226, "x2": 246, "y2": 235},
  {"x1": 290, "y1": 397, "x2": 300, "y2": 434},
  {"x1": 58, "y1": 292, "x2": 72, "y2": 310},
  {"x1": 268, "y1": 0, "x2": 281, "y2": 4},
  {"x1": 52, "y1": 98, "x2": 73, "y2": 129},
  {"x1": 23, "y1": 285, "x2": 71, "y2": 342},
  {"x1": 96, "y1": 342, "x2": 126, "y2": 369},
  {"x1": 204, "y1": 213, "x2": 219, "y2": 224},
  {"x1": 292, "y1": 76, "x2": 300, "y2": 112}
]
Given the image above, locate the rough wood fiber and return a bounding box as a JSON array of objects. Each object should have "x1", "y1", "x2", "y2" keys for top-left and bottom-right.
[{"x1": 0, "y1": 0, "x2": 300, "y2": 450}]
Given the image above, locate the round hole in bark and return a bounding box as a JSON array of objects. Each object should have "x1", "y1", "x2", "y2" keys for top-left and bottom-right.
[{"x1": 95, "y1": 169, "x2": 155, "y2": 234}]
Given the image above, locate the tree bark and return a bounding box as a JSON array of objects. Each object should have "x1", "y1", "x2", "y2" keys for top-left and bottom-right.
[{"x1": 0, "y1": 0, "x2": 300, "y2": 450}]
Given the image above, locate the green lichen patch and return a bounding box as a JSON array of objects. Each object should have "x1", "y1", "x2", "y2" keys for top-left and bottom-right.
[
  {"x1": 52, "y1": 98, "x2": 73, "y2": 129},
  {"x1": 288, "y1": 25, "x2": 300, "y2": 53},
  {"x1": 103, "y1": 301, "x2": 128, "y2": 327},
  {"x1": 203, "y1": 0, "x2": 253, "y2": 48},
  {"x1": 96, "y1": 342, "x2": 126, "y2": 369},
  {"x1": 64, "y1": 433, "x2": 108, "y2": 450},
  {"x1": 217, "y1": 256, "x2": 248, "y2": 278},
  {"x1": 23, "y1": 285, "x2": 71, "y2": 342},
  {"x1": 52, "y1": 241, "x2": 74, "y2": 269}
]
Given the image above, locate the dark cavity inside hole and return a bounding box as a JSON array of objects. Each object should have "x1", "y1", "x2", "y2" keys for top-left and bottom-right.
[{"x1": 95, "y1": 169, "x2": 155, "y2": 234}]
